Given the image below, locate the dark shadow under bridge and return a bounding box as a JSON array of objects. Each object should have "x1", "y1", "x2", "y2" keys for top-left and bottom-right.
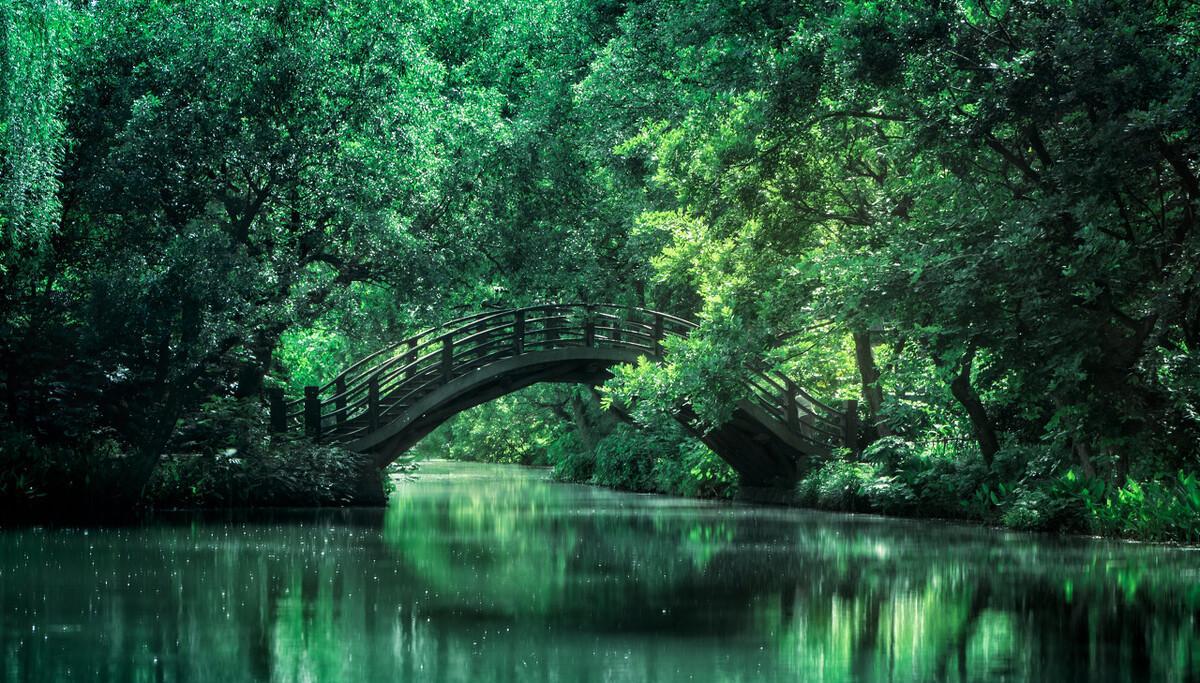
[{"x1": 266, "y1": 304, "x2": 856, "y2": 489}]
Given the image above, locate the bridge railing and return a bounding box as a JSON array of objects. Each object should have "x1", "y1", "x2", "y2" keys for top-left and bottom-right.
[{"x1": 265, "y1": 304, "x2": 853, "y2": 453}]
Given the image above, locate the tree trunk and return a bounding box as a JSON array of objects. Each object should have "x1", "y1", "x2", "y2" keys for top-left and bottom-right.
[
  {"x1": 567, "y1": 389, "x2": 618, "y2": 453},
  {"x1": 1074, "y1": 440, "x2": 1097, "y2": 479},
  {"x1": 948, "y1": 347, "x2": 1000, "y2": 468},
  {"x1": 852, "y1": 330, "x2": 890, "y2": 442},
  {"x1": 234, "y1": 330, "x2": 281, "y2": 399},
  {"x1": 103, "y1": 390, "x2": 183, "y2": 514}
]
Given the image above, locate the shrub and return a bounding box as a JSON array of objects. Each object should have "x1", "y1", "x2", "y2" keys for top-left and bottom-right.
[
  {"x1": 795, "y1": 456, "x2": 880, "y2": 512},
  {"x1": 144, "y1": 397, "x2": 387, "y2": 508},
  {"x1": 795, "y1": 441, "x2": 1003, "y2": 520},
  {"x1": 551, "y1": 421, "x2": 736, "y2": 499},
  {"x1": 860, "y1": 436, "x2": 915, "y2": 473},
  {"x1": 1000, "y1": 486, "x2": 1074, "y2": 531},
  {"x1": 549, "y1": 431, "x2": 594, "y2": 483},
  {"x1": 590, "y1": 424, "x2": 661, "y2": 492},
  {"x1": 795, "y1": 439, "x2": 1198, "y2": 543},
  {"x1": 860, "y1": 474, "x2": 918, "y2": 513},
  {"x1": 653, "y1": 440, "x2": 737, "y2": 499},
  {"x1": 427, "y1": 395, "x2": 559, "y2": 465},
  {"x1": 0, "y1": 431, "x2": 73, "y2": 508},
  {"x1": 919, "y1": 455, "x2": 990, "y2": 518},
  {"x1": 1063, "y1": 471, "x2": 1200, "y2": 544},
  {"x1": 0, "y1": 430, "x2": 138, "y2": 518}
]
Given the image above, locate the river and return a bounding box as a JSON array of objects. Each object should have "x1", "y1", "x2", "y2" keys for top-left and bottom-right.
[{"x1": 1, "y1": 460, "x2": 1197, "y2": 682}]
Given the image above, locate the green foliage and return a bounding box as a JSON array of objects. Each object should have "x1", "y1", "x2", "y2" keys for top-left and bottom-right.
[
  {"x1": 795, "y1": 440, "x2": 1200, "y2": 544},
  {"x1": 590, "y1": 424, "x2": 660, "y2": 492},
  {"x1": 1052, "y1": 469, "x2": 1200, "y2": 544},
  {"x1": 1, "y1": 0, "x2": 527, "y2": 509},
  {"x1": 0, "y1": 0, "x2": 68, "y2": 252},
  {"x1": 413, "y1": 385, "x2": 592, "y2": 467},
  {"x1": 582, "y1": 422, "x2": 737, "y2": 498},
  {"x1": 858, "y1": 472, "x2": 918, "y2": 514},
  {"x1": 1, "y1": 0, "x2": 1197, "y2": 540},
  {"x1": 1001, "y1": 487, "x2": 1071, "y2": 533},
  {"x1": 275, "y1": 327, "x2": 353, "y2": 394},
  {"x1": 799, "y1": 439, "x2": 1008, "y2": 520},
  {"x1": 653, "y1": 440, "x2": 739, "y2": 499},
  {"x1": 548, "y1": 430, "x2": 594, "y2": 483},
  {"x1": 795, "y1": 457, "x2": 882, "y2": 512},
  {"x1": 145, "y1": 397, "x2": 388, "y2": 508},
  {"x1": 418, "y1": 383, "x2": 737, "y2": 499},
  {"x1": 589, "y1": 0, "x2": 1200, "y2": 541},
  {"x1": 0, "y1": 431, "x2": 130, "y2": 517},
  {"x1": 606, "y1": 314, "x2": 771, "y2": 432},
  {"x1": 416, "y1": 393, "x2": 561, "y2": 465}
]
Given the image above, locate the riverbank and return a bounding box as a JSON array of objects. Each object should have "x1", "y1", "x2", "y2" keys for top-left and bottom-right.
[
  {"x1": 543, "y1": 439, "x2": 1200, "y2": 545},
  {"x1": 416, "y1": 388, "x2": 1199, "y2": 545}
]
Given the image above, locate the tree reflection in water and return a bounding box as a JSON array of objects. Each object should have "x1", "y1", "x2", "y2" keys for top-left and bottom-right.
[{"x1": 2, "y1": 461, "x2": 1197, "y2": 682}]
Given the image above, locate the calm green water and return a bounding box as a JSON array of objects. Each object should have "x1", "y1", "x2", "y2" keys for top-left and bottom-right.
[{"x1": 2, "y1": 461, "x2": 1198, "y2": 682}]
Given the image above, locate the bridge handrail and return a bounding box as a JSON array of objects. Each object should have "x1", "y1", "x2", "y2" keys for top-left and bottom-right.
[
  {"x1": 268, "y1": 304, "x2": 852, "y2": 453},
  {"x1": 284, "y1": 308, "x2": 505, "y2": 407},
  {"x1": 290, "y1": 304, "x2": 689, "y2": 405}
]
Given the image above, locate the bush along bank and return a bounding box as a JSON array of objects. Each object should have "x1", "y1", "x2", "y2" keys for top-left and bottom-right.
[
  {"x1": 0, "y1": 398, "x2": 396, "y2": 521},
  {"x1": 407, "y1": 387, "x2": 1198, "y2": 543},
  {"x1": 549, "y1": 422, "x2": 739, "y2": 500},
  {"x1": 144, "y1": 397, "x2": 400, "y2": 509},
  {"x1": 548, "y1": 426, "x2": 1198, "y2": 545},
  {"x1": 793, "y1": 437, "x2": 1200, "y2": 545}
]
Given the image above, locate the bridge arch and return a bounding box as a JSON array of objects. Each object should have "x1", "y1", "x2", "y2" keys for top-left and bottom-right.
[{"x1": 268, "y1": 305, "x2": 852, "y2": 487}]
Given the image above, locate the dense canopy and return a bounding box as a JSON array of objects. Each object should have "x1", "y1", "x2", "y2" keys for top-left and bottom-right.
[{"x1": 1, "y1": 0, "x2": 1197, "y2": 539}]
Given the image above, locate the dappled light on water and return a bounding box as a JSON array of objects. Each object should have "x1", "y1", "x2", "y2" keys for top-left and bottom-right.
[{"x1": 2, "y1": 461, "x2": 1198, "y2": 682}]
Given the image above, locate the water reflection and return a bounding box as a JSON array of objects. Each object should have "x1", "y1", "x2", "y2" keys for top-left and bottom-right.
[{"x1": 1, "y1": 461, "x2": 1198, "y2": 682}]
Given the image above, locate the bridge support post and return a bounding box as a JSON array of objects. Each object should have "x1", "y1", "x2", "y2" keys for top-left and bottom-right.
[
  {"x1": 405, "y1": 339, "x2": 417, "y2": 380},
  {"x1": 335, "y1": 377, "x2": 346, "y2": 427},
  {"x1": 584, "y1": 305, "x2": 595, "y2": 348},
  {"x1": 785, "y1": 380, "x2": 799, "y2": 431},
  {"x1": 267, "y1": 387, "x2": 286, "y2": 433},
  {"x1": 842, "y1": 399, "x2": 860, "y2": 455},
  {"x1": 304, "y1": 386, "x2": 322, "y2": 441},
  {"x1": 514, "y1": 310, "x2": 524, "y2": 355},
  {"x1": 653, "y1": 313, "x2": 664, "y2": 356},
  {"x1": 441, "y1": 336, "x2": 454, "y2": 384},
  {"x1": 368, "y1": 375, "x2": 380, "y2": 431}
]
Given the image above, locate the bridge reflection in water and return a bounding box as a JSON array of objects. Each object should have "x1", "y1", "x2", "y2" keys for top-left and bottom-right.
[
  {"x1": 1, "y1": 462, "x2": 1196, "y2": 682},
  {"x1": 268, "y1": 304, "x2": 855, "y2": 488}
]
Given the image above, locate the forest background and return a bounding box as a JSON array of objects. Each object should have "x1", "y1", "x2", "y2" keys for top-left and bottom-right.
[{"x1": 2, "y1": 0, "x2": 1198, "y2": 540}]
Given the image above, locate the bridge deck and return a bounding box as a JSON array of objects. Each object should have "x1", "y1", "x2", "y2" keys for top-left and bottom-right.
[{"x1": 265, "y1": 304, "x2": 855, "y2": 485}]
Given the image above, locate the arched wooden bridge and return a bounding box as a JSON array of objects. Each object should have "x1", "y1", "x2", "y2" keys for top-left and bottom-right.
[{"x1": 266, "y1": 304, "x2": 856, "y2": 488}]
